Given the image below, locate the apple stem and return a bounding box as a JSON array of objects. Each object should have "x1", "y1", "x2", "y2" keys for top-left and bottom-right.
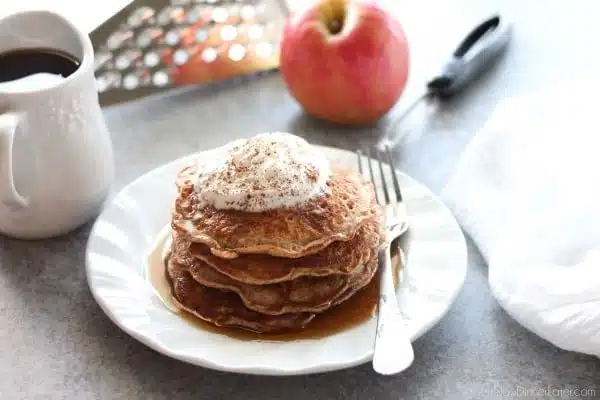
[
  {"x1": 328, "y1": 19, "x2": 343, "y2": 34},
  {"x1": 318, "y1": 0, "x2": 347, "y2": 36}
]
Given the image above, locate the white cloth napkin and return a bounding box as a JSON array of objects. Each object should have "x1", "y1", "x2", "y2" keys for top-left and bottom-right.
[{"x1": 441, "y1": 84, "x2": 600, "y2": 357}]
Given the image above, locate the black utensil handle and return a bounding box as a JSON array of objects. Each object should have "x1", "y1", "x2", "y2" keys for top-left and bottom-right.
[{"x1": 426, "y1": 14, "x2": 513, "y2": 97}]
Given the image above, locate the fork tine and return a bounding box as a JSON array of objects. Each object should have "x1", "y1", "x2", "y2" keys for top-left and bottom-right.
[
  {"x1": 356, "y1": 149, "x2": 363, "y2": 176},
  {"x1": 384, "y1": 145, "x2": 403, "y2": 202},
  {"x1": 366, "y1": 147, "x2": 380, "y2": 205},
  {"x1": 376, "y1": 149, "x2": 391, "y2": 204}
]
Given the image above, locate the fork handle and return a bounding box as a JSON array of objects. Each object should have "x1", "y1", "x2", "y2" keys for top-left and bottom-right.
[{"x1": 372, "y1": 244, "x2": 415, "y2": 375}]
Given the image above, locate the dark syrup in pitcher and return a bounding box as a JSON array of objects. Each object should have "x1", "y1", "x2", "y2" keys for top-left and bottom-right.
[{"x1": 0, "y1": 48, "x2": 79, "y2": 87}]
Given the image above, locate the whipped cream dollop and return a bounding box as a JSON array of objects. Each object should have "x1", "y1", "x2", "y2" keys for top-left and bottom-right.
[{"x1": 193, "y1": 132, "x2": 331, "y2": 212}]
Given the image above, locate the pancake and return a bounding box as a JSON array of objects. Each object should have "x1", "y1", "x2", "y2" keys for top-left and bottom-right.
[
  {"x1": 162, "y1": 133, "x2": 385, "y2": 334},
  {"x1": 172, "y1": 166, "x2": 377, "y2": 258},
  {"x1": 171, "y1": 216, "x2": 383, "y2": 285},
  {"x1": 183, "y1": 247, "x2": 378, "y2": 315},
  {"x1": 167, "y1": 257, "x2": 316, "y2": 333}
]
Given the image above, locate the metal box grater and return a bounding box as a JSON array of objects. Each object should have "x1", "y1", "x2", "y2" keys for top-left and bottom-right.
[{"x1": 90, "y1": 0, "x2": 290, "y2": 106}]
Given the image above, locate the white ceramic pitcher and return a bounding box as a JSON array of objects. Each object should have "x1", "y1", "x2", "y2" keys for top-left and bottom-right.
[{"x1": 0, "y1": 10, "x2": 114, "y2": 239}]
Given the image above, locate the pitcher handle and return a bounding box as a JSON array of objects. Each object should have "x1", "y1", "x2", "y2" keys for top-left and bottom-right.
[{"x1": 0, "y1": 112, "x2": 28, "y2": 209}]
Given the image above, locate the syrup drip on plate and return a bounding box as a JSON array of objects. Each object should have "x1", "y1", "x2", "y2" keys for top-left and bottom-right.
[{"x1": 146, "y1": 225, "x2": 403, "y2": 342}]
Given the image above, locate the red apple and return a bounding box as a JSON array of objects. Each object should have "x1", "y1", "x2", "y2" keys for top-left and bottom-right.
[{"x1": 279, "y1": 0, "x2": 410, "y2": 125}]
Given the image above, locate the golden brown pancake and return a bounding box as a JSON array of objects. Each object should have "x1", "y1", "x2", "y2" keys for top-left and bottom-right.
[
  {"x1": 172, "y1": 166, "x2": 378, "y2": 258},
  {"x1": 167, "y1": 257, "x2": 316, "y2": 333},
  {"x1": 183, "y1": 247, "x2": 378, "y2": 315},
  {"x1": 163, "y1": 144, "x2": 385, "y2": 334},
  {"x1": 170, "y1": 216, "x2": 382, "y2": 285}
]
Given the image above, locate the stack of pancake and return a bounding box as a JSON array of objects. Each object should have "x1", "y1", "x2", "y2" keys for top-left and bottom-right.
[{"x1": 164, "y1": 137, "x2": 384, "y2": 334}]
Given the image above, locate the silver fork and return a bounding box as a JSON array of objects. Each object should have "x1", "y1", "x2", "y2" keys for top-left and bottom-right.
[{"x1": 357, "y1": 145, "x2": 414, "y2": 375}]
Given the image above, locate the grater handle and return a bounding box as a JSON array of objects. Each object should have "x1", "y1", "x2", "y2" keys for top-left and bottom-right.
[{"x1": 425, "y1": 14, "x2": 513, "y2": 98}]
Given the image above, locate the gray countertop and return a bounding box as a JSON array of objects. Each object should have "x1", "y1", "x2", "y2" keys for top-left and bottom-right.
[{"x1": 1, "y1": 0, "x2": 600, "y2": 399}]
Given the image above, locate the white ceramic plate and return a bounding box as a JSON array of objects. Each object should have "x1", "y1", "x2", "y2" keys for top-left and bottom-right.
[{"x1": 85, "y1": 145, "x2": 467, "y2": 376}]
